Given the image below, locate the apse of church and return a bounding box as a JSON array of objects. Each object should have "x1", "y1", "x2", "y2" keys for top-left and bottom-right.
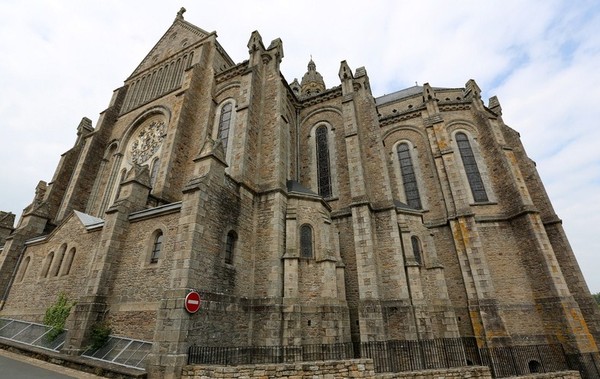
[{"x1": 0, "y1": 8, "x2": 598, "y2": 379}]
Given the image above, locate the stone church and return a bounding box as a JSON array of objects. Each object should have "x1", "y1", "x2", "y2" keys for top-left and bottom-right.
[{"x1": 0, "y1": 8, "x2": 598, "y2": 378}]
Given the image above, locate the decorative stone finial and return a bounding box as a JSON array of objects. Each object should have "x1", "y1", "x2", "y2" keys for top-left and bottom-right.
[{"x1": 176, "y1": 7, "x2": 186, "y2": 20}]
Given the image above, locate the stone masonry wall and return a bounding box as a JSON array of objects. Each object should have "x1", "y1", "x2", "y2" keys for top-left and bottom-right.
[
  {"x1": 1, "y1": 215, "x2": 100, "y2": 322},
  {"x1": 182, "y1": 360, "x2": 495, "y2": 379}
]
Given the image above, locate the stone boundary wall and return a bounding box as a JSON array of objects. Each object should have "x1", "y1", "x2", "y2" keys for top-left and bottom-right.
[
  {"x1": 182, "y1": 359, "x2": 583, "y2": 379},
  {"x1": 182, "y1": 359, "x2": 493, "y2": 378},
  {"x1": 507, "y1": 372, "x2": 581, "y2": 379}
]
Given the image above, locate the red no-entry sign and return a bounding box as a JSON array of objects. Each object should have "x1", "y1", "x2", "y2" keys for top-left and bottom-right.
[{"x1": 184, "y1": 291, "x2": 201, "y2": 314}]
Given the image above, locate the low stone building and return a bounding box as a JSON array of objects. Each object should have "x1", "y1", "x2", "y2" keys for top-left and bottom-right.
[{"x1": 0, "y1": 8, "x2": 598, "y2": 379}]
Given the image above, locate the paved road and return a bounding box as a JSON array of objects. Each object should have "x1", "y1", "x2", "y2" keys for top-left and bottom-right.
[{"x1": 0, "y1": 349, "x2": 101, "y2": 379}]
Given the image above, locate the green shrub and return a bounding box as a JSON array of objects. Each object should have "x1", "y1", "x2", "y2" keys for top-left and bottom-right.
[
  {"x1": 43, "y1": 293, "x2": 74, "y2": 341},
  {"x1": 89, "y1": 321, "x2": 112, "y2": 351}
]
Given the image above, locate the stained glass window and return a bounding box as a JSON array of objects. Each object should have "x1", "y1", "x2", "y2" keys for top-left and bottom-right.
[
  {"x1": 316, "y1": 125, "x2": 332, "y2": 198},
  {"x1": 456, "y1": 132, "x2": 488, "y2": 202},
  {"x1": 218, "y1": 102, "x2": 233, "y2": 150},
  {"x1": 396, "y1": 143, "x2": 422, "y2": 209},
  {"x1": 300, "y1": 224, "x2": 313, "y2": 258}
]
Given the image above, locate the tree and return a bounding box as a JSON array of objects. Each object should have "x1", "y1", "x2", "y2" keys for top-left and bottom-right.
[{"x1": 593, "y1": 292, "x2": 600, "y2": 306}]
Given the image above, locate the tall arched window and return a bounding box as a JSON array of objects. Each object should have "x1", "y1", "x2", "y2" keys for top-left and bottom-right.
[
  {"x1": 396, "y1": 143, "x2": 422, "y2": 209},
  {"x1": 52, "y1": 244, "x2": 67, "y2": 277},
  {"x1": 150, "y1": 231, "x2": 163, "y2": 263},
  {"x1": 300, "y1": 224, "x2": 313, "y2": 258},
  {"x1": 456, "y1": 132, "x2": 488, "y2": 202},
  {"x1": 217, "y1": 102, "x2": 233, "y2": 150},
  {"x1": 16, "y1": 256, "x2": 30, "y2": 282},
  {"x1": 61, "y1": 248, "x2": 76, "y2": 276},
  {"x1": 225, "y1": 231, "x2": 237, "y2": 264},
  {"x1": 41, "y1": 252, "x2": 54, "y2": 278},
  {"x1": 411, "y1": 236, "x2": 423, "y2": 265},
  {"x1": 315, "y1": 125, "x2": 332, "y2": 198}
]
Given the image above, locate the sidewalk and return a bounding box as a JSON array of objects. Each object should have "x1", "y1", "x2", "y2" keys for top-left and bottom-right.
[{"x1": 0, "y1": 348, "x2": 104, "y2": 378}]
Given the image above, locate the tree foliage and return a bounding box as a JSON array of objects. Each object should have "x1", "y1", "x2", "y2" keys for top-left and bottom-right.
[
  {"x1": 43, "y1": 293, "x2": 74, "y2": 341},
  {"x1": 593, "y1": 292, "x2": 600, "y2": 306}
]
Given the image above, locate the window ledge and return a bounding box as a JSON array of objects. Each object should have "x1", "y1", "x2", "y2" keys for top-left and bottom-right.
[{"x1": 470, "y1": 201, "x2": 498, "y2": 206}]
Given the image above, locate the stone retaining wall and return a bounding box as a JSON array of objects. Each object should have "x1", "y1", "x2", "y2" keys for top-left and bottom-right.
[
  {"x1": 509, "y1": 372, "x2": 581, "y2": 379},
  {"x1": 183, "y1": 359, "x2": 583, "y2": 379},
  {"x1": 182, "y1": 359, "x2": 492, "y2": 378}
]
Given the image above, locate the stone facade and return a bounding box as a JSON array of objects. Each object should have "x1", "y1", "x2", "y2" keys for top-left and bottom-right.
[{"x1": 0, "y1": 8, "x2": 598, "y2": 379}]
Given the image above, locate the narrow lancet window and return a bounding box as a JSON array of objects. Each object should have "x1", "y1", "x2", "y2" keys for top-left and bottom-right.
[
  {"x1": 62, "y1": 248, "x2": 76, "y2": 276},
  {"x1": 315, "y1": 125, "x2": 332, "y2": 198},
  {"x1": 411, "y1": 236, "x2": 423, "y2": 265},
  {"x1": 217, "y1": 102, "x2": 233, "y2": 150},
  {"x1": 397, "y1": 143, "x2": 422, "y2": 209},
  {"x1": 150, "y1": 232, "x2": 163, "y2": 263},
  {"x1": 41, "y1": 252, "x2": 54, "y2": 278},
  {"x1": 225, "y1": 231, "x2": 236, "y2": 264},
  {"x1": 456, "y1": 132, "x2": 488, "y2": 202},
  {"x1": 300, "y1": 224, "x2": 313, "y2": 258}
]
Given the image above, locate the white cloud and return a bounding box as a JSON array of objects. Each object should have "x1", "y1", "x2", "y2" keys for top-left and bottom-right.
[{"x1": 0, "y1": 0, "x2": 598, "y2": 293}]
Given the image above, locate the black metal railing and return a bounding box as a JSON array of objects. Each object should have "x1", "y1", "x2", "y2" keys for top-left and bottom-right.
[
  {"x1": 188, "y1": 343, "x2": 355, "y2": 365},
  {"x1": 566, "y1": 352, "x2": 600, "y2": 379},
  {"x1": 463, "y1": 340, "x2": 569, "y2": 378},
  {"x1": 359, "y1": 338, "x2": 468, "y2": 373},
  {"x1": 188, "y1": 337, "x2": 599, "y2": 378}
]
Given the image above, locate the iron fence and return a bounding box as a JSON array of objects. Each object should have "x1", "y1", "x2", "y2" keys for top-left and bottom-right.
[
  {"x1": 566, "y1": 352, "x2": 600, "y2": 379},
  {"x1": 462, "y1": 340, "x2": 570, "y2": 378},
  {"x1": 359, "y1": 338, "x2": 468, "y2": 372},
  {"x1": 188, "y1": 342, "x2": 355, "y2": 365}
]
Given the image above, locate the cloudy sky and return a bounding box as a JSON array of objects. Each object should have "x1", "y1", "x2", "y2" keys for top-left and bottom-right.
[{"x1": 0, "y1": 0, "x2": 598, "y2": 292}]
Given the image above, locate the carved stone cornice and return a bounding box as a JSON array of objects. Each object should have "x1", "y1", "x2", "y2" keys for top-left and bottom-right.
[
  {"x1": 379, "y1": 111, "x2": 422, "y2": 127},
  {"x1": 215, "y1": 61, "x2": 250, "y2": 84},
  {"x1": 300, "y1": 86, "x2": 343, "y2": 107}
]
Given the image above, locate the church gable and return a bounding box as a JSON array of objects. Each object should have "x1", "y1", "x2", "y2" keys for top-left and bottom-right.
[{"x1": 128, "y1": 9, "x2": 212, "y2": 79}]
